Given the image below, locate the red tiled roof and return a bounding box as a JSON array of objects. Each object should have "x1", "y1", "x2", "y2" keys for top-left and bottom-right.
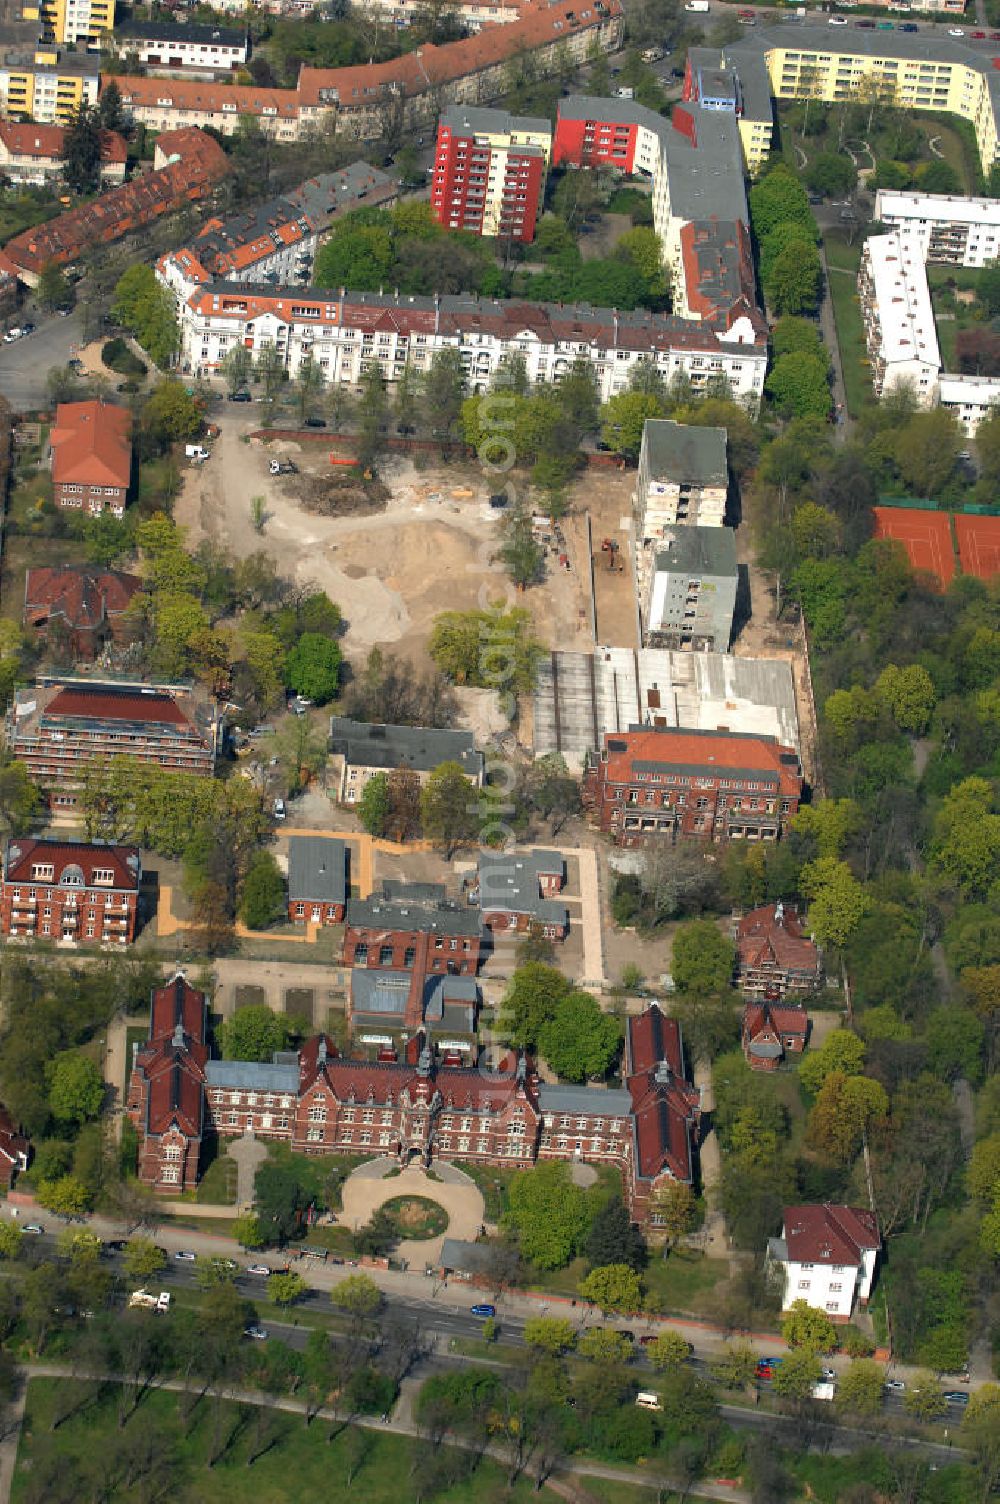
[
  {"x1": 743, "y1": 1000, "x2": 808, "y2": 1045},
  {"x1": 782, "y1": 1204, "x2": 880, "y2": 1265},
  {"x1": 299, "y1": 1034, "x2": 531, "y2": 1109},
  {"x1": 137, "y1": 1039, "x2": 208, "y2": 1138},
  {"x1": 3, "y1": 837, "x2": 140, "y2": 889},
  {"x1": 44, "y1": 684, "x2": 190, "y2": 726},
  {"x1": 50, "y1": 401, "x2": 131, "y2": 490},
  {"x1": 24, "y1": 566, "x2": 141, "y2": 633},
  {"x1": 149, "y1": 973, "x2": 206, "y2": 1046},
  {"x1": 0, "y1": 121, "x2": 127, "y2": 165},
  {"x1": 0, "y1": 1105, "x2": 29, "y2": 1173},
  {"x1": 601, "y1": 727, "x2": 802, "y2": 799},
  {"x1": 736, "y1": 904, "x2": 819, "y2": 975},
  {"x1": 628, "y1": 1069, "x2": 700, "y2": 1182},
  {"x1": 114, "y1": 76, "x2": 301, "y2": 120},
  {"x1": 626, "y1": 1003, "x2": 684, "y2": 1078}
]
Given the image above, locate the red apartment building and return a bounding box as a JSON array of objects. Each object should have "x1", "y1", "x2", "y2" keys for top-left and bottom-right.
[
  {"x1": 343, "y1": 881, "x2": 484, "y2": 975},
  {"x1": 23, "y1": 566, "x2": 142, "y2": 661},
  {"x1": 126, "y1": 974, "x2": 702, "y2": 1227},
  {"x1": 50, "y1": 401, "x2": 132, "y2": 518},
  {"x1": 431, "y1": 105, "x2": 551, "y2": 244},
  {"x1": 6, "y1": 679, "x2": 219, "y2": 809},
  {"x1": 553, "y1": 95, "x2": 643, "y2": 172},
  {"x1": 584, "y1": 726, "x2": 803, "y2": 846},
  {"x1": 0, "y1": 837, "x2": 140, "y2": 944}
]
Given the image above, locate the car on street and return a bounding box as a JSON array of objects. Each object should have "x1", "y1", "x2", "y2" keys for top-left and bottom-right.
[
  {"x1": 247, "y1": 1264, "x2": 272, "y2": 1277},
  {"x1": 23, "y1": 1223, "x2": 44, "y2": 1235},
  {"x1": 972, "y1": 29, "x2": 986, "y2": 37},
  {"x1": 948, "y1": 27, "x2": 965, "y2": 35},
  {"x1": 828, "y1": 15, "x2": 847, "y2": 24},
  {"x1": 884, "y1": 1379, "x2": 906, "y2": 1392},
  {"x1": 991, "y1": 30, "x2": 1000, "y2": 39},
  {"x1": 899, "y1": 21, "x2": 918, "y2": 30},
  {"x1": 471, "y1": 1303, "x2": 496, "y2": 1318},
  {"x1": 106, "y1": 1239, "x2": 128, "y2": 1252},
  {"x1": 943, "y1": 1391, "x2": 970, "y2": 1406},
  {"x1": 273, "y1": 797, "x2": 286, "y2": 820},
  {"x1": 820, "y1": 1367, "x2": 836, "y2": 1381},
  {"x1": 856, "y1": 19, "x2": 875, "y2": 27},
  {"x1": 229, "y1": 390, "x2": 252, "y2": 402},
  {"x1": 303, "y1": 416, "x2": 327, "y2": 428},
  {"x1": 244, "y1": 1326, "x2": 269, "y2": 1341},
  {"x1": 174, "y1": 1250, "x2": 196, "y2": 1261}
]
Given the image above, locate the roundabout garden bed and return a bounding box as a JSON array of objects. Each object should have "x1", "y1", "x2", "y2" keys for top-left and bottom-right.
[{"x1": 380, "y1": 1195, "x2": 449, "y2": 1240}]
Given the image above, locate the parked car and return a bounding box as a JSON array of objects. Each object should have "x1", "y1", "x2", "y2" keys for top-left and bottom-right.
[
  {"x1": 229, "y1": 390, "x2": 252, "y2": 402},
  {"x1": 972, "y1": 29, "x2": 986, "y2": 37},
  {"x1": 273, "y1": 797, "x2": 286, "y2": 820},
  {"x1": 855, "y1": 19, "x2": 876, "y2": 27},
  {"x1": 244, "y1": 1326, "x2": 269, "y2": 1341},
  {"x1": 820, "y1": 1367, "x2": 836, "y2": 1381},
  {"x1": 948, "y1": 26, "x2": 965, "y2": 35},
  {"x1": 899, "y1": 21, "x2": 919, "y2": 30},
  {"x1": 174, "y1": 1250, "x2": 196, "y2": 1261},
  {"x1": 943, "y1": 1391, "x2": 970, "y2": 1406},
  {"x1": 828, "y1": 15, "x2": 848, "y2": 24},
  {"x1": 23, "y1": 1223, "x2": 44, "y2": 1235},
  {"x1": 884, "y1": 1379, "x2": 906, "y2": 1392},
  {"x1": 247, "y1": 1264, "x2": 272, "y2": 1277},
  {"x1": 303, "y1": 416, "x2": 327, "y2": 428},
  {"x1": 471, "y1": 1303, "x2": 496, "y2": 1318}
]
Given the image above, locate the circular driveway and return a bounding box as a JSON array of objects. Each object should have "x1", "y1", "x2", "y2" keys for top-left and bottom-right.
[{"x1": 340, "y1": 1159, "x2": 485, "y2": 1263}]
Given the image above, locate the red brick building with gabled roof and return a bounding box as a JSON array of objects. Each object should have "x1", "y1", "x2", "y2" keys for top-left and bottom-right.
[
  {"x1": 49, "y1": 401, "x2": 132, "y2": 518},
  {"x1": 735, "y1": 902, "x2": 821, "y2": 998},
  {"x1": 741, "y1": 1000, "x2": 809, "y2": 1072},
  {"x1": 0, "y1": 1105, "x2": 30, "y2": 1188},
  {"x1": 584, "y1": 725, "x2": 803, "y2": 846},
  {"x1": 0, "y1": 836, "x2": 140, "y2": 944},
  {"x1": 24, "y1": 565, "x2": 142, "y2": 661},
  {"x1": 126, "y1": 972, "x2": 209, "y2": 1191}
]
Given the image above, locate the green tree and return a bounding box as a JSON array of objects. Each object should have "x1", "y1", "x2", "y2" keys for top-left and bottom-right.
[
  {"x1": 931, "y1": 776, "x2": 1000, "y2": 899},
  {"x1": 0, "y1": 756, "x2": 41, "y2": 836},
  {"x1": 98, "y1": 78, "x2": 122, "y2": 130},
  {"x1": 585, "y1": 1198, "x2": 647, "y2": 1272},
  {"x1": 799, "y1": 857, "x2": 869, "y2": 948},
  {"x1": 255, "y1": 342, "x2": 286, "y2": 400},
  {"x1": 498, "y1": 506, "x2": 545, "y2": 590},
  {"x1": 268, "y1": 1270, "x2": 307, "y2": 1307},
  {"x1": 502, "y1": 963, "x2": 574, "y2": 1049},
  {"x1": 647, "y1": 1330, "x2": 690, "y2": 1370},
  {"x1": 968, "y1": 1132, "x2": 1000, "y2": 1202},
  {"x1": 772, "y1": 317, "x2": 824, "y2": 360},
  {"x1": 578, "y1": 1327, "x2": 634, "y2": 1365},
  {"x1": 791, "y1": 798, "x2": 861, "y2": 858},
  {"x1": 233, "y1": 1213, "x2": 265, "y2": 1249},
  {"x1": 0, "y1": 1222, "x2": 23, "y2": 1260},
  {"x1": 710, "y1": 1343, "x2": 758, "y2": 1392},
  {"x1": 424, "y1": 347, "x2": 466, "y2": 439},
  {"x1": 578, "y1": 1263, "x2": 642, "y2": 1314},
  {"x1": 671, "y1": 919, "x2": 735, "y2": 997},
  {"x1": 539, "y1": 991, "x2": 620, "y2": 1082},
  {"x1": 765, "y1": 351, "x2": 830, "y2": 417},
  {"x1": 600, "y1": 391, "x2": 666, "y2": 458},
  {"x1": 805, "y1": 151, "x2": 857, "y2": 199},
  {"x1": 428, "y1": 605, "x2": 541, "y2": 696},
  {"x1": 891, "y1": 407, "x2": 961, "y2": 497},
  {"x1": 903, "y1": 1373, "x2": 946, "y2": 1420},
  {"x1": 925, "y1": 1006, "x2": 984, "y2": 1082},
  {"x1": 505, "y1": 1160, "x2": 591, "y2": 1269},
  {"x1": 37, "y1": 261, "x2": 70, "y2": 313},
  {"x1": 749, "y1": 164, "x2": 814, "y2": 237},
  {"x1": 649, "y1": 1180, "x2": 697, "y2": 1252},
  {"x1": 124, "y1": 1237, "x2": 166, "y2": 1281},
  {"x1": 765, "y1": 241, "x2": 823, "y2": 318},
  {"x1": 960, "y1": 1385, "x2": 1000, "y2": 1502},
  {"x1": 47, "y1": 1051, "x2": 105, "y2": 1127},
  {"x1": 219, "y1": 1004, "x2": 291, "y2": 1062},
  {"x1": 220, "y1": 344, "x2": 252, "y2": 397},
  {"x1": 798, "y1": 1028, "x2": 866, "y2": 1094},
  {"x1": 875, "y1": 663, "x2": 936, "y2": 734},
  {"x1": 62, "y1": 102, "x2": 102, "y2": 194},
  {"x1": 294, "y1": 356, "x2": 324, "y2": 422},
  {"x1": 419, "y1": 760, "x2": 477, "y2": 857},
  {"x1": 286, "y1": 633, "x2": 342, "y2": 704},
  {"x1": 771, "y1": 1348, "x2": 823, "y2": 1400},
  {"x1": 524, "y1": 1316, "x2": 577, "y2": 1355},
  {"x1": 238, "y1": 850, "x2": 286, "y2": 931},
  {"x1": 112, "y1": 267, "x2": 180, "y2": 368},
  {"x1": 357, "y1": 771, "x2": 391, "y2": 837},
  {"x1": 806, "y1": 1070, "x2": 889, "y2": 1163},
  {"x1": 331, "y1": 1273, "x2": 383, "y2": 1317},
  {"x1": 781, "y1": 1299, "x2": 836, "y2": 1354},
  {"x1": 143, "y1": 381, "x2": 201, "y2": 442},
  {"x1": 36, "y1": 1175, "x2": 91, "y2": 1217},
  {"x1": 357, "y1": 361, "x2": 389, "y2": 470}
]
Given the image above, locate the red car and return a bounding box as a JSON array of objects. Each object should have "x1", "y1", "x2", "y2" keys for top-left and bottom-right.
[
  {"x1": 991, "y1": 29, "x2": 1000, "y2": 37},
  {"x1": 972, "y1": 29, "x2": 986, "y2": 38}
]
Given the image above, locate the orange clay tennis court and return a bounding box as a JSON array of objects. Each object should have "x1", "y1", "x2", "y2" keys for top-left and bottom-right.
[
  {"x1": 873, "y1": 507, "x2": 955, "y2": 589},
  {"x1": 955, "y1": 515, "x2": 1000, "y2": 581}
]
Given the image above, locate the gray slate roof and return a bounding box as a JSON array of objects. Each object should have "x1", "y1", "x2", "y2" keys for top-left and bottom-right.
[
  {"x1": 115, "y1": 19, "x2": 244, "y2": 44},
  {"x1": 287, "y1": 835, "x2": 346, "y2": 905},
  {"x1": 441, "y1": 103, "x2": 551, "y2": 137},
  {"x1": 654, "y1": 525, "x2": 738, "y2": 579},
  {"x1": 642, "y1": 418, "x2": 728, "y2": 488},
  {"x1": 329, "y1": 717, "x2": 483, "y2": 782},
  {"x1": 205, "y1": 1059, "x2": 299, "y2": 1093},
  {"x1": 537, "y1": 1084, "x2": 633, "y2": 1116},
  {"x1": 477, "y1": 849, "x2": 568, "y2": 927},
  {"x1": 284, "y1": 162, "x2": 396, "y2": 227},
  {"x1": 350, "y1": 970, "x2": 411, "y2": 1018},
  {"x1": 348, "y1": 881, "x2": 483, "y2": 938}
]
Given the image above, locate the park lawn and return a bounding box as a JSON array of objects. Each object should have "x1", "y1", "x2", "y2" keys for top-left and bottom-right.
[
  {"x1": 195, "y1": 1153, "x2": 238, "y2": 1206},
  {"x1": 11, "y1": 1379, "x2": 544, "y2": 1504},
  {"x1": 264, "y1": 1142, "x2": 367, "y2": 1212},
  {"x1": 821, "y1": 230, "x2": 871, "y2": 418},
  {"x1": 582, "y1": 1482, "x2": 680, "y2": 1503},
  {"x1": 791, "y1": 1447, "x2": 978, "y2": 1504},
  {"x1": 643, "y1": 1251, "x2": 730, "y2": 1317}
]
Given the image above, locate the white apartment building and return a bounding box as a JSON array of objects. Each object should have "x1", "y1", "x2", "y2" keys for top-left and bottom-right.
[
  {"x1": 175, "y1": 286, "x2": 769, "y2": 410},
  {"x1": 636, "y1": 419, "x2": 728, "y2": 534},
  {"x1": 874, "y1": 188, "x2": 1000, "y2": 267},
  {"x1": 768, "y1": 1204, "x2": 881, "y2": 1321},
  {"x1": 858, "y1": 228, "x2": 942, "y2": 405},
  {"x1": 109, "y1": 22, "x2": 249, "y2": 74},
  {"x1": 352, "y1": 0, "x2": 526, "y2": 30}
]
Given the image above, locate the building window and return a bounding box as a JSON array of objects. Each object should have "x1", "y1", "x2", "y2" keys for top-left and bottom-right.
[{"x1": 161, "y1": 1166, "x2": 180, "y2": 1185}]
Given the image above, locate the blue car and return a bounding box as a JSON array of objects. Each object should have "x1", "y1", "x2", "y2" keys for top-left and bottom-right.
[{"x1": 471, "y1": 1303, "x2": 496, "y2": 1319}]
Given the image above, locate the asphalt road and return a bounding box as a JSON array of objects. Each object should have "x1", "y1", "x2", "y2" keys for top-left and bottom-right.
[{"x1": 0, "y1": 309, "x2": 85, "y2": 412}]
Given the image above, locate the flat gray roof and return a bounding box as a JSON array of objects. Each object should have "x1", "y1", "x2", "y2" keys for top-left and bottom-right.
[
  {"x1": 538, "y1": 1084, "x2": 633, "y2": 1116},
  {"x1": 477, "y1": 849, "x2": 568, "y2": 926},
  {"x1": 329, "y1": 717, "x2": 483, "y2": 781},
  {"x1": 654, "y1": 525, "x2": 738, "y2": 579},
  {"x1": 287, "y1": 836, "x2": 346, "y2": 905},
  {"x1": 205, "y1": 1059, "x2": 299, "y2": 1093},
  {"x1": 442, "y1": 103, "x2": 551, "y2": 136},
  {"x1": 642, "y1": 418, "x2": 728, "y2": 487}
]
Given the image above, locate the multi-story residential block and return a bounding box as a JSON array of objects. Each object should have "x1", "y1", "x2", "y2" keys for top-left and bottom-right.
[
  {"x1": 127, "y1": 972, "x2": 208, "y2": 1190},
  {"x1": 344, "y1": 881, "x2": 484, "y2": 975},
  {"x1": 329, "y1": 718, "x2": 484, "y2": 804},
  {"x1": 431, "y1": 105, "x2": 552, "y2": 243},
  {"x1": 49, "y1": 400, "x2": 131, "y2": 517},
  {"x1": 109, "y1": 21, "x2": 249, "y2": 73},
  {"x1": 127, "y1": 973, "x2": 702, "y2": 1227},
  {"x1": 643, "y1": 525, "x2": 738, "y2": 652},
  {"x1": 635, "y1": 420, "x2": 729, "y2": 601},
  {"x1": 7, "y1": 679, "x2": 220, "y2": 808},
  {"x1": 110, "y1": 0, "x2": 624, "y2": 141},
  {"x1": 0, "y1": 47, "x2": 99, "y2": 123},
  {"x1": 350, "y1": 0, "x2": 527, "y2": 31},
  {"x1": 0, "y1": 120, "x2": 126, "y2": 186},
  {"x1": 767, "y1": 1204, "x2": 881, "y2": 1320},
  {"x1": 287, "y1": 836, "x2": 347, "y2": 926},
  {"x1": 534, "y1": 646, "x2": 800, "y2": 770},
  {"x1": 741, "y1": 999, "x2": 809, "y2": 1072},
  {"x1": 583, "y1": 724, "x2": 803, "y2": 846},
  {"x1": 176, "y1": 286, "x2": 768, "y2": 410},
  {"x1": 476, "y1": 848, "x2": 568, "y2": 939},
  {"x1": 2, "y1": 127, "x2": 230, "y2": 287},
  {"x1": 874, "y1": 188, "x2": 1000, "y2": 266},
  {"x1": 23, "y1": 566, "x2": 142, "y2": 661},
  {"x1": 38, "y1": 0, "x2": 113, "y2": 48},
  {"x1": 735, "y1": 901, "x2": 821, "y2": 997},
  {"x1": 0, "y1": 836, "x2": 140, "y2": 944}
]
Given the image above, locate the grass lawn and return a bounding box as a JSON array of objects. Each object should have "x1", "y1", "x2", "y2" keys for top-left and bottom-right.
[
  {"x1": 460, "y1": 1164, "x2": 521, "y2": 1222},
  {"x1": 264, "y1": 1142, "x2": 367, "y2": 1212},
  {"x1": 11, "y1": 1378, "x2": 545, "y2": 1503},
  {"x1": 195, "y1": 1153, "x2": 238, "y2": 1206},
  {"x1": 643, "y1": 1251, "x2": 730, "y2": 1317},
  {"x1": 822, "y1": 230, "x2": 871, "y2": 419}
]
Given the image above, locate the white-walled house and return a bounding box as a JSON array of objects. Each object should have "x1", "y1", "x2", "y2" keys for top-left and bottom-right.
[{"x1": 767, "y1": 1203, "x2": 880, "y2": 1321}]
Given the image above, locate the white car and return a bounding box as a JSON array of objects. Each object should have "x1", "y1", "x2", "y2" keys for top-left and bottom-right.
[
  {"x1": 247, "y1": 1264, "x2": 271, "y2": 1277},
  {"x1": 828, "y1": 14, "x2": 848, "y2": 23},
  {"x1": 174, "y1": 1249, "x2": 196, "y2": 1261},
  {"x1": 273, "y1": 798, "x2": 286, "y2": 820},
  {"x1": 244, "y1": 1325, "x2": 269, "y2": 1341},
  {"x1": 949, "y1": 26, "x2": 964, "y2": 34}
]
